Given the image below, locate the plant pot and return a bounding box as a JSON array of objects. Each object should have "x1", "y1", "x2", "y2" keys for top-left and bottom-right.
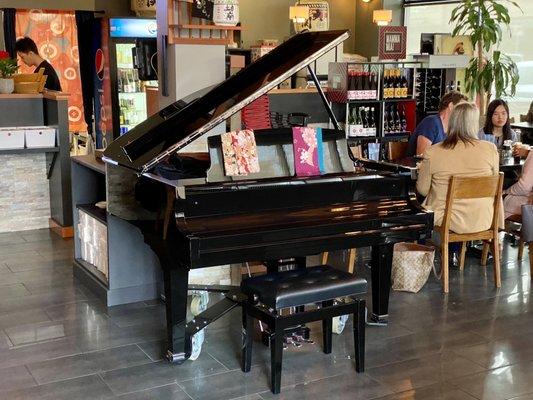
[
  {"x1": 0, "y1": 78, "x2": 14, "y2": 94},
  {"x1": 213, "y1": 0, "x2": 239, "y2": 27}
]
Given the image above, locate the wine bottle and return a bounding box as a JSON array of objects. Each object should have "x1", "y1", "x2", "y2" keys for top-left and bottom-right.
[
  {"x1": 354, "y1": 106, "x2": 363, "y2": 136},
  {"x1": 383, "y1": 106, "x2": 390, "y2": 134},
  {"x1": 353, "y1": 72, "x2": 360, "y2": 100},
  {"x1": 393, "y1": 69, "x2": 401, "y2": 99},
  {"x1": 347, "y1": 104, "x2": 355, "y2": 137},
  {"x1": 383, "y1": 69, "x2": 389, "y2": 99},
  {"x1": 368, "y1": 107, "x2": 376, "y2": 135},
  {"x1": 370, "y1": 72, "x2": 377, "y2": 99},
  {"x1": 360, "y1": 107, "x2": 367, "y2": 135},
  {"x1": 394, "y1": 105, "x2": 401, "y2": 132},
  {"x1": 400, "y1": 105, "x2": 407, "y2": 132},
  {"x1": 400, "y1": 70, "x2": 408, "y2": 98},
  {"x1": 362, "y1": 73, "x2": 370, "y2": 100},
  {"x1": 348, "y1": 70, "x2": 356, "y2": 100}
]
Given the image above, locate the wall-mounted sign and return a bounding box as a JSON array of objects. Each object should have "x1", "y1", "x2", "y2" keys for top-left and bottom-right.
[
  {"x1": 109, "y1": 18, "x2": 157, "y2": 38},
  {"x1": 378, "y1": 26, "x2": 407, "y2": 60}
]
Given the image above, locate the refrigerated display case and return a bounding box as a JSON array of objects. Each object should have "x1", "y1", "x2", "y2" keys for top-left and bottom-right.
[{"x1": 108, "y1": 18, "x2": 158, "y2": 138}]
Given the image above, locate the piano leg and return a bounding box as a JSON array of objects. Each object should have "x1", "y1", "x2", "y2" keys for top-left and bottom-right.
[
  {"x1": 369, "y1": 244, "x2": 394, "y2": 326},
  {"x1": 163, "y1": 267, "x2": 191, "y2": 363}
]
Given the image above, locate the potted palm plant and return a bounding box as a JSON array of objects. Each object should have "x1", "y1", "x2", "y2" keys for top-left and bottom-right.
[
  {"x1": 450, "y1": 0, "x2": 521, "y2": 114},
  {"x1": 0, "y1": 51, "x2": 19, "y2": 94}
]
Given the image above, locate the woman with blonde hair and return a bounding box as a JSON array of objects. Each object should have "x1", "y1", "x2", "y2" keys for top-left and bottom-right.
[{"x1": 417, "y1": 102, "x2": 500, "y2": 234}]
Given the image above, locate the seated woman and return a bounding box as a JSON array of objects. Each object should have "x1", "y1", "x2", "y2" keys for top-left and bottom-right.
[
  {"x1": 503, "y1": 150, "x2": 533, "y2": 219},
  {"x1": 478, "y1": 99, "x2": 518, "y2": 148},
  {"x1": 417, "y1": 102, "x2": 500, "y2": 234},
  {"x1": 524, "y1": 101, "x2": 533, "y2": 123}
]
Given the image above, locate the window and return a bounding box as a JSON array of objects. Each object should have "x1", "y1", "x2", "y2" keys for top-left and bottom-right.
[{"x1": 404, "y1": 0, "x2": 533, "y2": 117}]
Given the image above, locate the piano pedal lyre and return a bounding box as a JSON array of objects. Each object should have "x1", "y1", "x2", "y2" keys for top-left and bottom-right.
[
  {"x1": 188, "y1": 290, "x2": 210, "y2": 361},
  {"x1": 320, "y1": 250, "x2": 357, "y2": 335},
  {"x1": 321, "y1": 249, "x2": 357, "y2": 274}
]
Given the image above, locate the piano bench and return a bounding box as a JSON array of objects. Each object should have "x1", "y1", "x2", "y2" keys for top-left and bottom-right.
[{"x1": 240, "y1": 265, "x2": 367, "y2": 394}]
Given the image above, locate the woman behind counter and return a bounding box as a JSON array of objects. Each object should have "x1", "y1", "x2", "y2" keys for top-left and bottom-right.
[
  {"x1": 417, "y1": 102, "x2": 500, "y2": 234},
  {"x1": 478, "y1": 99, "x2": 518, "y2": 148}
]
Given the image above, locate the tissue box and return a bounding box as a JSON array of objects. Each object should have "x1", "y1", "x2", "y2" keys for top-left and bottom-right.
[
  {"x1": 0, "y1": 128, "x2": 25, "y2": 149},
  {"x1": 25, "y1": 128, "x2": 56, "y2": 148}
]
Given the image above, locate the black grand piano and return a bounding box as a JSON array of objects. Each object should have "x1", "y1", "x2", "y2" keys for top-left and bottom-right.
[{"x1": 103, "y1": 30, "x2": 433, "y2": 363}]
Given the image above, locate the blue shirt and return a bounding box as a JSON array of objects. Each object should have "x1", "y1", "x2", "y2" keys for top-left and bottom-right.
[
  {"x1": 407, "y1": 115, "x2": 445, "y2": 156},
  {"x1": 478, "y1": 128, "x2": 518, "y2": 148}
]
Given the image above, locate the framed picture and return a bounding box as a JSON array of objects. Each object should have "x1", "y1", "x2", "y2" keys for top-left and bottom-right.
[
  {"x1": 295, "y1": 1, "x2": 330, "y2": 32},
  {"x1": 434, "y1": 34, "x2": 474, "y2": 56},
  {"x1": 378, "y1": 26, "x2": 407, "y2": 60}
]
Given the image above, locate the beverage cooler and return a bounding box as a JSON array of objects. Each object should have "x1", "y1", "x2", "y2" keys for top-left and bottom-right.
[{"x1": 108, "y1": 18, "x2": 158, "y2": 138}]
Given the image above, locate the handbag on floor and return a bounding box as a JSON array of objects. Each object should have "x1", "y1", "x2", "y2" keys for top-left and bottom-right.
[{"x1": 391, "y1": 242, "x2": 435, "y2": 293}]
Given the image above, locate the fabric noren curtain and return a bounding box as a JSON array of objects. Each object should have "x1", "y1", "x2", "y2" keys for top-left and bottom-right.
[
  {"x1": 75, "y1": 10, "x2": 96, "y2": 137},
  {"x1": 2, "y1": 8, "x2": 16, "y2": 58}
]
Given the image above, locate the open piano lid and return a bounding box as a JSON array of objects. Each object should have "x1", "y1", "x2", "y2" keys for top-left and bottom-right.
[{"x1": 103, "y1": 30, "x2": 350, "y2": 174}]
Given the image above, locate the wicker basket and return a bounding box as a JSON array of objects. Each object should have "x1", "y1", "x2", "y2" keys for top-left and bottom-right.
[{"x1": 13, "y1": 68, "x2": 47, "y2": 93}]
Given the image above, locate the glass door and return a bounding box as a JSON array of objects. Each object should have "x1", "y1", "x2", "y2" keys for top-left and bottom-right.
[{"x1": 116, "y1": 43, "x2": 146, "y2": 135}]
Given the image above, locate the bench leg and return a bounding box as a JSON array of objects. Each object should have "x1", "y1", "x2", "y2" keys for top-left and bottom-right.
[
  {"x1": 270, "y1": 325, "x2": 284, "y2": 394},
  {"x1": 241, "y1": 308, "x2": 253, "y2": 373},
  {"x1": 322, "y1": 300, "x2": 333, "y2": 354},
  {"x1": 353, "y1": 299, "x2": 366, "y2": 373}
]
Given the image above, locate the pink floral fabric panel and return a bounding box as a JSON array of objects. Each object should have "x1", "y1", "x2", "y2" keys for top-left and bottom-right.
[
  {"x1": 293, "y1": 126, "x2": 321, "y2": 176},
  {"x1": 221, "y1": 129, "x2": 260, "y2": 176}
]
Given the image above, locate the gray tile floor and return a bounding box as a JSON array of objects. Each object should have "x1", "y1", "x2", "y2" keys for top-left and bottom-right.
[{"x1": 0, "y1": 229, "x2": 531, "y2": 399}]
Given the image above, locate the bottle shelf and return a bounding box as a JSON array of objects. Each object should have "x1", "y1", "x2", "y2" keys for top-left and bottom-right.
[
  {"x1": 168, "y1": 0, "x2": 243, "y2": 46},
  {"x1": 383, "y1": 98, "x2": 416, "y2": 102},
  {"x1": 347, "y1": 134, "x2": 409, "y2": 143},
  {"x1": 347, "y1": 99, "x2": 381, "y2": 104}
]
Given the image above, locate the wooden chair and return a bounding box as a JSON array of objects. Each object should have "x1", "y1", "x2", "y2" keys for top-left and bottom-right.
[
  {"x1": 387, "y1": 141, "x2": 409, "y2": 161},
  {"x1": 435, "y1": 173, "x2": 504, "y2": 293}
]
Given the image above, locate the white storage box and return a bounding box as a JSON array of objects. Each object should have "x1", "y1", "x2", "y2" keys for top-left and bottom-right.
[
  {"x1": 25, "y1": 128, "x2": 56, "y2": 148},
  {"x1": 0, "y1": 128, "x2": 25, "y2": 149}
]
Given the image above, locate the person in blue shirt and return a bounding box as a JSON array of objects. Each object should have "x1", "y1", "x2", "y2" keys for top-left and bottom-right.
[
  {"x1": 407, "y1": 91, "x2": 468, "y2": 156},
  {"x1": 478, "y1": 99, "x2": 518, "y2": 148}
]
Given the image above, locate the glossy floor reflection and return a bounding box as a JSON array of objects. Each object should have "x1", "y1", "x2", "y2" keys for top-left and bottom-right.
[{"x1": 0, "y1": 229, "x2": 531, "y2": 399}]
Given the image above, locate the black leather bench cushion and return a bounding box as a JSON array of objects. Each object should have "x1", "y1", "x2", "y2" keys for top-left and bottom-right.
[{"x1": 241, "y1": 265, "x2": 367, "y2": 310}]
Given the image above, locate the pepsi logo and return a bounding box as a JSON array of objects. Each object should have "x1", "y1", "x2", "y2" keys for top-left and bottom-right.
[
  {"x1": 147, "y1": 22, "x2": 157, "y2": 35},
  {"x1": 95, "y1": 48, "x2": 105, "y2": 81}
]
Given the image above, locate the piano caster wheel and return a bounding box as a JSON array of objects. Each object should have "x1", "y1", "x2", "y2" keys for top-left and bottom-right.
[
  {"x1": 332, "y1": 314, "x2": 349, "y2": 335},
  {"x1": 190, "y1": 291, "x2": 209, "y2": 316},
  {"x1": 165, "y1": 350, "x2": 187, "y2": 364},
  {"x1": 189, "y1": 329, "x2": 205, "y2": 361}
]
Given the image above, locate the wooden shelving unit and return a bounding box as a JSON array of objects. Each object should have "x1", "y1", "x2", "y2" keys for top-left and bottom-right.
[{"x1": 168, "y1": 0, "x2": 243, "y2": 45}]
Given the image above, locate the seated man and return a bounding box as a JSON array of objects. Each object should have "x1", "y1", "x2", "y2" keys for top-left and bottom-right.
[
  {"x1": 407, "y1": 91, "x2": 468, "y2": 156},
  {"x1": 15, "y1": 36, "x2": 61, "y2": 92}
]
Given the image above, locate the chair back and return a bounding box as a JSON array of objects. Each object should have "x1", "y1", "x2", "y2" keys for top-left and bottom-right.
[
  {"x1": 387, "y1": 141, "x2": 409, "y2": 161},
  {"x1": 441, "y1": 173, "x2": 504, "y2": 232}
]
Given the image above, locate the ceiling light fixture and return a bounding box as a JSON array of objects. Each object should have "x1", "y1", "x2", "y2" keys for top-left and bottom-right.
[
  {"x1": 289, "y1": 5, "x2": 309, "y2": 24},
  {"x1": 373, "y1": 9, "x2": 392, "y2": 26}
]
